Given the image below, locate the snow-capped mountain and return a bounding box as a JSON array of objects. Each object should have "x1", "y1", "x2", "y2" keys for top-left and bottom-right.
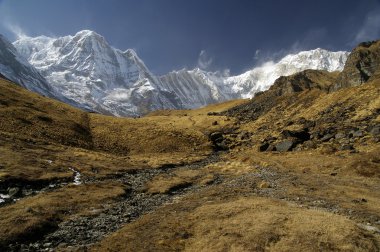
[
  {"x1": 8, "y1": 30, "x2": 349, "y2": 116},
  {"x1": 159, "y1": 68, "x2": 239, "y2": 109},
  {"x1": 0, "y1": 34, "x2": 53, "y2": 97},
  {"x1": 163, "y1": 49, "x2": 349, "y2": 102},
  {"x1": 228, "y1": 48, "x2": 349, "y2": 98},
  {"x1": 13, "y1": 30, "x2": 180, "y2": 116}
]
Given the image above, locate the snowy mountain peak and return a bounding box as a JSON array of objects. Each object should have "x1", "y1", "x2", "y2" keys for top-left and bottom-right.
[
  {"x1": 8, "y1": 30, "x2": 350, "y2": 116},
  {"x1": 124, "y1": 48, "x2": 137, "y2": 57},
  {"x1": 12, "y1": 31, "x2": 180, "y2": 116},
  {"x1": 75, "y1": 29, "x2": 99, "y2": 37}
]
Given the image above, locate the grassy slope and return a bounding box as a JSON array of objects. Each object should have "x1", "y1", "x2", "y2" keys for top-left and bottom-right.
[
  {"x1": 0, "y1": 70, "x2": 379, "y2": 251},
  {"x1": 0, "y1": 77, "x2": 239, "y2": 181},
  {"x1": 94, "y1": 76, "x2": 380, "y2": 251},
  {"x1": 0, "y1": 78, "x2": 236, "y2": 248}
]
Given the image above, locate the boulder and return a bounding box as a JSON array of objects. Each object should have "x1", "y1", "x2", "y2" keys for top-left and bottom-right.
[
  {"x1": 281, "y1": 129, "x2": 310, "y2": 142},
  {"x1": 209, "y1": 132, "x2": 223, "y2": 143},
  {"x1": 320, "y1": 134, "x2": 335, "y2": 142},
  {"x1": 335, "y1": 132, "x2": 346, "y2": 139},
  {"x1": 303, "y1": 140, "x2": 317, "y2": 149},
  {"x1": 351, "y1": 130, "x2": 364, "y2": 138},
  {"x1": 8, "y1": 187, "x2": 21, "y2": 198},
  {"x1": 339, "y1": 144, "x2": 355, "y2": 151},
  {"x1": 275, "y1": 140, "x2": 295, "y2": 152},
  {"x1": 258, "y1": 142, "x2": 270, "y2": 152}
]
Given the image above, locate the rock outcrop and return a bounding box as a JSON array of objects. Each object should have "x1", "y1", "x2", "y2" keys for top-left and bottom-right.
[{"x1": 331, "y1": 40, "x2": 380, "y2": 91}]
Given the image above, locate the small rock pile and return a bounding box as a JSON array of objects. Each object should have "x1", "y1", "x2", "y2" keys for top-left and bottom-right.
[{"x1": 258, "y1": 114, "x2": 380, "y2": 153}]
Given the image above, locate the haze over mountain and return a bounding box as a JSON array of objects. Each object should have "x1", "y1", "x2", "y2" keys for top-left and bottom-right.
[{"x1": 3, "y1": 30, "x2": 349, "y2": 116}]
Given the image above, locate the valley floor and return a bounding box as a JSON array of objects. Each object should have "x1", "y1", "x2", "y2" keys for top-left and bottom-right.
[
  {"x1": 0, "y1": 77, "x2": 379, "y2": 251},
  {"x1": 2, "y1": 140, "x2": 380, "y2": 251}
]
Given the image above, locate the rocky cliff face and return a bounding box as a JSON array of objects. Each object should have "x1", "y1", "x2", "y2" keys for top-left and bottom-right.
[
  {"x1": 332, "y1": 40, "x2": 380, "y2": 91},
  {"x1": 271, "y1": 69, "x2": 339, "y2": 96}
]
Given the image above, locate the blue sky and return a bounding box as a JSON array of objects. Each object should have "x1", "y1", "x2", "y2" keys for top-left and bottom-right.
[{"x1": 0, "y1": 0, "x2": 379, "y2": 75}]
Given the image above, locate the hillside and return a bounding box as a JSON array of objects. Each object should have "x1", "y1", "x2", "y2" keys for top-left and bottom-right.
[{"x1": 0, "y1": 40, "x2": 379, "y2": 251}]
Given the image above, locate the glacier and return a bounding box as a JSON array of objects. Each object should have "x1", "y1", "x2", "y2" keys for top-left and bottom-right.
[{"x1": 7, "y1": 30, "x2": 350, "y2": 116}]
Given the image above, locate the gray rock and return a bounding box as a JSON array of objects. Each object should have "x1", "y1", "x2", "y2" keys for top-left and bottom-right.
[
  {"x1": 320, "y1": 134, "x2": 334, "y2": 142},
  {"x1": 335, "y1": 132, "x2": 346, "y2": 139},
  {"x1": 281, "y1": 129, "x2": 310, "y2": 142},
  {"x1": 339, "y1": 144, "x2": 355, "y2": 151},
  {"x1": 303, "y1": 140, "x2": 317, "y2": 149},
  {"x1": 8, "y1": 187, "x2": 21, "y2": 198},
  {"x1": 275, "y1": 140, "x2": 294, "y2": 152},
  {"x1": 352, "y1": 130, "x2": 364, "y2": 137}
]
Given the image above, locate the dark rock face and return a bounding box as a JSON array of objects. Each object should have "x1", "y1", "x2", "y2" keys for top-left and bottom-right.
[
  {"x1": 209, "y1": 132, "x2": 223, "y2": 143},
  {"x1": 259, "y1": 142, "x2": 270, "y2": 152},
  {"x1": 209, "y1": 132, "x2": 228, "y2": 151},
  {"x1": 331, "y1": 40, "x2": 380, "y2": 91},
  {"x1": 281, "y1": 129, "x2": 310, "y2": 142},
  {"x1": 222, "y1": 70, "x2": 339, "y2": 122}
]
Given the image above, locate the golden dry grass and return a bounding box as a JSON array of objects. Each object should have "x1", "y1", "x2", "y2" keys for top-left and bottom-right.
[
  {"x1": 0, "y1": 182, "x2": 125, "y2": 248},
  {"x1": 0, "y1": 79, "x2": 92, "y2": 148},
  {"x1": 146, "y1": 99, "x2": 249, "y2": 117},
  {"x1": 185, "y1": 197, "x2": 377, "y2": 252},
  {"x1": 93, "y1": 195, "x2": 378, "y2": 252},
  {"x1": 0, "y1": 78, "x2": 237, "y2": 181},
  {"x1": 1, "y1": 72, "x2": 380, "y2": 251}
]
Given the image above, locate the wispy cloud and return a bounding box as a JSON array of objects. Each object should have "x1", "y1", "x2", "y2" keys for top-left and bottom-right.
[
  {"x1": 253, "y1": 49, "x2": 261, "y2": 60},
  {"x1": 250, "y1": 27, "x2": 329, "y2": 69},
  {"x1": 354, "y1": 8, "x2": 380, "y2": 43},
  {"x1": 4, "y1": 22, "x2": 29, "y2": 39},
  {"x1": 0, "y1": 0, "x2": 29, "y2": 40},
  {"x1": 197, "y1": 50, "x2": 213, "y2": 69}
]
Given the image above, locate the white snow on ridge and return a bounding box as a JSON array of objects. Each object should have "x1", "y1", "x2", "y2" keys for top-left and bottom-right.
[
  {"x1": 8, "y1": 30, "x2": 349, "y2": 116},
  {"x1": 223, "y1": 48, "x2": 349, "y2": 98}
]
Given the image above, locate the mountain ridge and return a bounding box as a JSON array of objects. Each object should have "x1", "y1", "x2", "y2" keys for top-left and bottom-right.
[{"x1": 5, "y1": 30, "x2": 349, "y2": 116}]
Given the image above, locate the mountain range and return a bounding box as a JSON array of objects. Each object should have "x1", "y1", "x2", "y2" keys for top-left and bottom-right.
[{"x1": 2, "y1": 30, "x2": 349, "y2": 116}]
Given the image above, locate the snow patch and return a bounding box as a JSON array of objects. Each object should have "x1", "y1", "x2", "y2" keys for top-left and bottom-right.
[{"x1": 68, "y1": 167, "x2": 82, "y2": 185}]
